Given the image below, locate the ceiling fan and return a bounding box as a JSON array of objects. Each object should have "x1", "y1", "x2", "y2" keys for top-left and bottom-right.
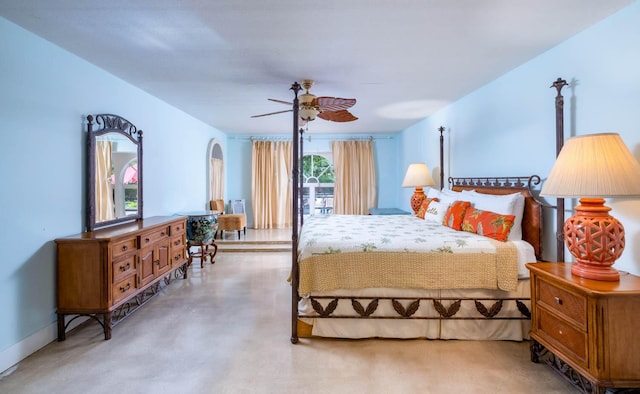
[{"x1": 251, "y1": 79, "x2": 358, "y2": 123}]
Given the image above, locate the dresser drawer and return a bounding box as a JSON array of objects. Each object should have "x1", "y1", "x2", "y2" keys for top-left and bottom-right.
[
  {"x1": 538, "y1": 307, "x2": 587, "y2": 367},
  {"x1": 112, "y1": 254, "x2": 137, "y2": 284},
  {"x1": 139, "y1": 226, "x2": 170, "y2": 247},
  {"x1": 171, "y1": 221, "x2": 185, "y2": 235},
  {"x1": 537, "y1": 278, "x2": 586, "y2": 327},
  {"x1": 112, "y1": 237, "x2": 138, "y2": 258},
  {"x1": 171, "y1": 247, "x2": 186, "y2": 267},
  {"x1": 170, "y1": 234, "x2": 185, "y2": 249},
  {"x1": 112, "y1": 275, "x2": 138, "y2": 305}
]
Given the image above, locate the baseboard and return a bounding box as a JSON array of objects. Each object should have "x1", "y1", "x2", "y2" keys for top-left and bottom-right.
[{"x1": 0, "y1": 317, "x2": 87, "y2": 376}]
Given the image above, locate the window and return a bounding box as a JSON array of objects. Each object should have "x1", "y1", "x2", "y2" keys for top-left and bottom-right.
[{"x1": 302, "y1": 154, "x2": 334, "y2": 216}]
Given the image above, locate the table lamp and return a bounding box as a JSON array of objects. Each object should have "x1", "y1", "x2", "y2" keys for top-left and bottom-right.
[
  {"x1": 541, "y1": 133, "x2": 640, "y2": 281},
  {"x1": 402, "y1": 163, "x2": 435, "y2": 214}
]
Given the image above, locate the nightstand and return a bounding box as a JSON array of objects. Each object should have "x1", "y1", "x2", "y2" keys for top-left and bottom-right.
[{"x1": 526, "y1": 262, "x2": 640, "y2": 393}]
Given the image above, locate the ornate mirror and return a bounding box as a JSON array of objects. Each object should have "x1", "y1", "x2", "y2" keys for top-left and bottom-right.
[{"x1": 87, "y1": 114, "x2": 143, "y2": 231}]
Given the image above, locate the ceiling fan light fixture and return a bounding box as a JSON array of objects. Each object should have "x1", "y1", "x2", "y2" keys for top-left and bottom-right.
[
  {"x1": 299, "y1": 92, "x2": 316, "y2": 106},
  {"x1": 299, "y1": 105, "x2": 319, "y2": 121}
]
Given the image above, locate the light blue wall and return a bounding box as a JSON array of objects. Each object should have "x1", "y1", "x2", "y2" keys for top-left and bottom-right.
[
  {"x1": 226, "y1": 133, "x2": 401, "y2": 225},
  {"x1": 0, "y1": 17, "x2": 225, "y2": 371},
  {"x1": 399, "y1": 2, "x2": 640, "y2": 274}
]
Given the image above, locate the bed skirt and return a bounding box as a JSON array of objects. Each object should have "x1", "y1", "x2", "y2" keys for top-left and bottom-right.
[{"x1": 298, "y1": 279, "x2": 531, "y2": 341}]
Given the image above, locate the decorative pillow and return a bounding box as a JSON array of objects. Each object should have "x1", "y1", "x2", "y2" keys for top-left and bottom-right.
[
  {"x1": 442, "y1": 200, "x2": 471, "y2": 230},
  {"x1": 423, "y1": 200, "x2": 447, "y2": 223},
  {"x1": 461, "y1": 208, "x2": 516, "y2": 242},
  {"x1": 465, "y1": 191, "x2": 525, "y2": 241},
  {"x1": 416, "y1": 197, "x2": 439, "y2": 219}
]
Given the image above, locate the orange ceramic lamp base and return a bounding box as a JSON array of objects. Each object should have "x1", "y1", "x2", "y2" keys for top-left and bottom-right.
[
  {"x1": 410, "y1": 187, "x2": 426, "y2": 215},
  {"x1": 565, "y1": 198, "x2": 623, "y2": 281}
]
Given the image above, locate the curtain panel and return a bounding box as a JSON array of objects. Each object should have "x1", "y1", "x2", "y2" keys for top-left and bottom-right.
[
  {"x1": 251, "y1": 140, "x2": 293, "y2": 229},
  {"x1": 95, "y1": 141, "x2": 115, "y2": 221},
  {"x1": 209, "y1": 157, "x2": 224, "y2": 200},
  {"x1": 331, "y1": 140, "x2": 377, "y2": 215}
]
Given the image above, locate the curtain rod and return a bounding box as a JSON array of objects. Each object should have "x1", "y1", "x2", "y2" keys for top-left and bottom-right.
[{"x1": 230, "y1": 135, "x2": 394, "y2": 142}]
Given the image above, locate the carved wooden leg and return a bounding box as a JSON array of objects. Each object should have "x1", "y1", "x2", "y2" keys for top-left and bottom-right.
[
  {"x1": 209, "y1": 242, "x2": 218, "y2": 264},
  {"x1": 57, "y1": 313, "x2": 66, "y2": 341},
  {"x1": 103, "y1": 313, "x2": 112, "y2": 340}
]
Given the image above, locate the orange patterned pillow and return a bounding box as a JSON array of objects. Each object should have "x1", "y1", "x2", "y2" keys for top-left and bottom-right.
[
  {"x1": 461, "y1": 208, "x2": 516, "y2": 242},
  {"x1": 442, "y1": 200, "x2": 471, "y2": 230},
  {"x1": 416, "y1": 197, "x2": 438, "y2": 219}
]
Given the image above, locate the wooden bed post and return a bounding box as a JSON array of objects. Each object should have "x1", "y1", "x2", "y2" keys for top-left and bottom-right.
[
  {"x1": 291, "y1": 82, "x2": 301, "y2": 344},
  {"x1": 551, "y1": 78, "x2": 567, "y2": 262},
  {"x1": 299, "y1": 128, "x2": 304, "y2": 227},
  {"x1": 438, "y1": 126, "x2": 445, "y2": 190}
]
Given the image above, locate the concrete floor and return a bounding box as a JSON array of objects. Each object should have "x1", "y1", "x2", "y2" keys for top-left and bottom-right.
[{"x1": 0, "y1": 229, "x2": 576, "y2": 394}]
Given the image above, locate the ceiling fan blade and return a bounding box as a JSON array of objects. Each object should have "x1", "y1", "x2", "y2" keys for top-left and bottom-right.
[
  {"x1": 251, "y1": 109, "x2": 293, "y2": 118},
  {"x1": 317, "y1": 110, "x2": 358, "y2": 122},
  {"x1": 316, "y1": 97, "x2": 356, "y2": 112},
  {"x1": 268, "y1": 98, "x2": 293, "y2": 105}
]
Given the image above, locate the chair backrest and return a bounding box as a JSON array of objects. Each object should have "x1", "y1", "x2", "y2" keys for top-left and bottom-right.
[{"x1": 210, "y1": 199, "x2": 225, "y2": 212}]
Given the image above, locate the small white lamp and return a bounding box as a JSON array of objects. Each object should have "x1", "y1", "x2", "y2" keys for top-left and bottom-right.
[
  {"x1": 402, "y1": 163, "x2": 435, "y2": 214},
  {"x1": 541, "y1": 133, "x2": 640, "y2": 281}
]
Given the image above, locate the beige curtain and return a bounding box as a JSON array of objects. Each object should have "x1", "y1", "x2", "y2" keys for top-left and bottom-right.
[
  {"x1": 95, "y1": 141, "x2": 115, "y2": 221},
  {"x1": 332, "y1": 140, "x2": 377, "y2": 215},
  {"x1": 251, "y1": 140, "x2": 292, "y2": 229},
  {"x1": 210, "y1": 157, "x2": 224, "y2": 200}
]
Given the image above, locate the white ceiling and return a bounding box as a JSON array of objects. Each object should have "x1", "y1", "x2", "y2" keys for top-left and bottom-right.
[{"x1": 0, "y1": 0, "x2": 633, "y2": 135}]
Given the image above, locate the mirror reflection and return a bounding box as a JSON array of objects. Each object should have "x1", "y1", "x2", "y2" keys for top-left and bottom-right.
[
  {"x1": 95, "y1": 133, "x2": 138, "y2": 222},
  {"x1": 87, "y1": 114, "x2": 142, "y2": 231}
]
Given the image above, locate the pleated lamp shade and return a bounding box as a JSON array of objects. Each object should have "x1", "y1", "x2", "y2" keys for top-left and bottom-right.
[
  {"x1": 541, "y1": 133, "x2": 640, "y2": 198},
  {"x1": 541, "y1": 132, "x2": 640, "y2": 281}
]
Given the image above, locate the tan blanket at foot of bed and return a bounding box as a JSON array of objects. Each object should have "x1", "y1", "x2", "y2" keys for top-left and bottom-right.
[{"x1": 297, "y1": 241, "x2": 518, "y2": 294}]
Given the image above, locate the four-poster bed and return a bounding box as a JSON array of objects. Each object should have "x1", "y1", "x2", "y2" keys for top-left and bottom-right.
[{"x1": 289, "y1": 81, "x2": 560, "y2": 344}]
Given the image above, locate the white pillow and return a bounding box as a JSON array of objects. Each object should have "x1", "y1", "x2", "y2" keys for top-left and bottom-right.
[
  {"x1": 466, "y1": 191, "x2": 525, "y2": 241},
  {"x1": 426, "y1": 187, "x2": 441, "y2": 200},
  {"x1": 438, "y1": 188, "x2": 472, "y2": 207},
  {"x1": 423, "y1": 200, "x2": 447, "y2": 223}
]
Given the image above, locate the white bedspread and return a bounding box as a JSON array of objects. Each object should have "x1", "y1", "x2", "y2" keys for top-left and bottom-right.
[{"x1": 298, "y1": 214, "x2": 535, "y2": 279}]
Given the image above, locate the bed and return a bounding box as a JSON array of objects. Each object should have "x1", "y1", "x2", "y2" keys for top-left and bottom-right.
[
  {"x1": 287, "y1": 83, "x2": 547, "y2": 343},
  {"x1": 291, "y1": 175, "x2": 543, "y2": 341}
]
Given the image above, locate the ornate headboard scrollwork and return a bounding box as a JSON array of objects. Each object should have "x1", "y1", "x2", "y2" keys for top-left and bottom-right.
[
  {"x1": 449, "y1": 175, "x2": 543, "y2": 261},
  {"x1": 87, "y1": 114, "x2": 143, "y2": 231}
]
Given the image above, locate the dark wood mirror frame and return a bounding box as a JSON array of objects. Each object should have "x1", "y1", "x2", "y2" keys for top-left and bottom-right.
[{"x1": 87, "y1": 114, "x2": 143, "y2": 231}]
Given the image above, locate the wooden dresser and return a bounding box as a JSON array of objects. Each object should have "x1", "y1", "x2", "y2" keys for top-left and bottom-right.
[
  {"x1": 526, "y1": 262, "x2": 640, "y2": 393},
  {"x1": 55, "y1": 216, "x2": 188, "y2": 340}
]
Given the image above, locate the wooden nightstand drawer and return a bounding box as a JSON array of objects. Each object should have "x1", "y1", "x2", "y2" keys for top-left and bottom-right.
[
  {"x1": 537, "y1": 278, "x2": 586, "y2": 327},
  {"x1": 538, "y1": 307, "x2": 587, "y2": 366}
]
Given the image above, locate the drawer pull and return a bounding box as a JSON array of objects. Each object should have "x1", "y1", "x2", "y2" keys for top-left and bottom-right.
[
  {"x1": 145, "y1": 238, "x2": 150, "y2": 243},
  {"x1": 119, "y1": 263, "x2": 131, "y2": 272},
  {"x1": 174, "y1": 240, "x2": 180, "y2": 245},
  {"x1": 119, "y1": 283, "x2": 131, "y2": 292},
  {"x1": 554, "y1": 296, "x2": 562, "y2": 305},
  {"x1": 122, "y1": 245, "x2": 128, "y2": 252},
  {"x1": 154, "y1": 259, "x2": 160, "y2": 265},
  {"x1": 161, "y1": 232, "x2": 166, "y2": 236},
  {"x1": 174, "y1": 255, "x2": 181, "y2": 261}
]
